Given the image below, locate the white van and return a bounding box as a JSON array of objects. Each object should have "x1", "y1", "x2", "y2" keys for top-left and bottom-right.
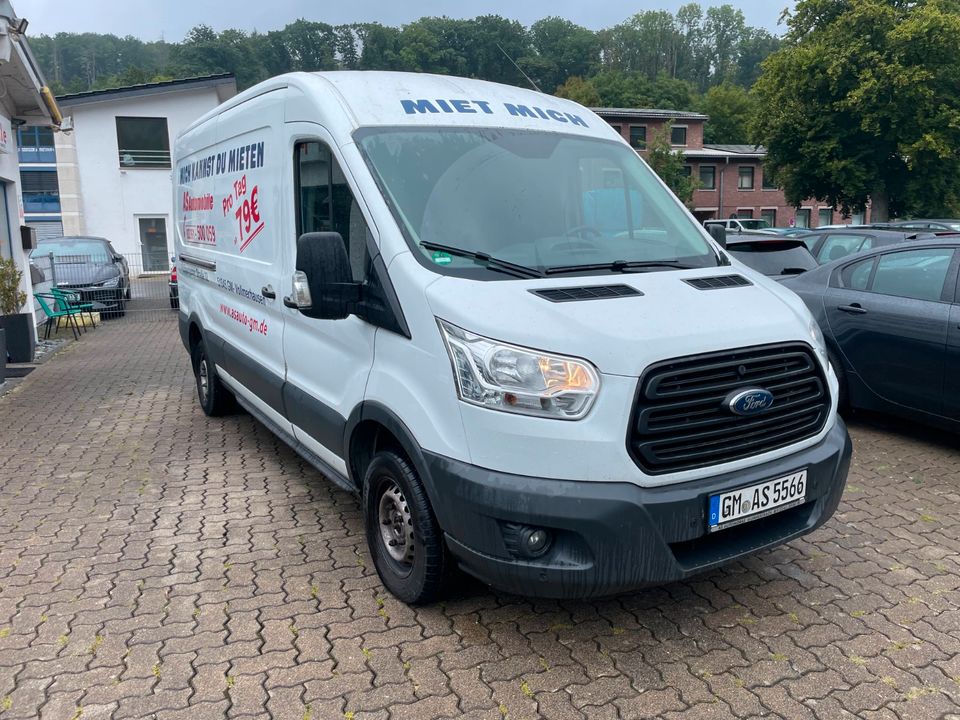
[{"x1": 174, "y1": 72, "x2": 851, "y2": 603}]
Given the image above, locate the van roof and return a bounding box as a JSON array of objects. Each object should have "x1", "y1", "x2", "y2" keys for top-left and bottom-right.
[{"x1": 179, "y1": 71, "x2": 611, "y2": 141}]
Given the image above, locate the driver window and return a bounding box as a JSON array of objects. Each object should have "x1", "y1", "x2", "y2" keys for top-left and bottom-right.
[{"x1": 295, "y1": 141, "x2": 373, "y2": 282}]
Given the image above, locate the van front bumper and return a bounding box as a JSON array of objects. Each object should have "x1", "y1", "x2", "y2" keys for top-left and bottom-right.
[{"x1": 421, "y1": 418, "x2": 851, "y2": 599}]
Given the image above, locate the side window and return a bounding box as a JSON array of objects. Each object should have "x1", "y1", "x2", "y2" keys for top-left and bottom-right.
[
  {"x1": 817, "y1": 234, "x2": 868, "y2": 264},
  {"x1": 801, "y1": 233, "x2": 820, "y2": 252},
  {"x1": 839, "y1": 257, "x2": 875, "y2": 290},
  {"x1": 871, "y1": 248, "x2": 954, "y2": 302},
  {"x1": 295, "y1": 141, "x2": 373, "y2": 282}
]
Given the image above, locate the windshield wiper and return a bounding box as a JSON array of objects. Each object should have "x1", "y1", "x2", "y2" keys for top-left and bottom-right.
[
  {"x1": 419, "y1": 241, "x2": 543, "y2": 278},
  {"x1": 544, "y1": 259, "x2": 697, "y2": 275}
]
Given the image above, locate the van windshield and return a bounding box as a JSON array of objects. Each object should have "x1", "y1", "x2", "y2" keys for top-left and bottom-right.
[{"x1": 355, "y1": 127, "x2": 718, "y2": 277}]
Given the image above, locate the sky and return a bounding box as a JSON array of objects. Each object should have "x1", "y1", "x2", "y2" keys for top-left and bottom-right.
[{"x1": 20, "y1": 0, "x2": 791, "y2": 40}]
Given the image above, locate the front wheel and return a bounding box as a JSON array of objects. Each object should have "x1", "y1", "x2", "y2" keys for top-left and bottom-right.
[
  {"x1": 191, "y1": 339, "x2": 234, "y2": 416},
  {"x1": 363, "y1": 451, "x2": 448, "y2": 604}
]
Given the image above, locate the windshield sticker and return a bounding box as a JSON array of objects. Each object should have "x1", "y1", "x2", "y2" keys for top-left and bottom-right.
[
  {"x1": 400, "y1": 98, "x2": 588, "y2": 128},
  {"x1": 431, "y1": 251, "x2": 453, "y2": 265}
]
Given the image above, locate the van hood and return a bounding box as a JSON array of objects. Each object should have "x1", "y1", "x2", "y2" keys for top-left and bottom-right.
[{"x1": 424, "y1": 269, "x2": 815, "y2": 377}]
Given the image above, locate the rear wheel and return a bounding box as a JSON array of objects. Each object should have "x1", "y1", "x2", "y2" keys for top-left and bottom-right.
[
  {"x1": 191, "y1": 339, "x2": 234, "y2": 416},
  {"x1": 363, "y1": 451, "x2": 448, "y2": 604}
]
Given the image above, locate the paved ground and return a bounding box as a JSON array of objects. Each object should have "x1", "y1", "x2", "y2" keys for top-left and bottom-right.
[{"x1": 2, "y1": 317, "x2": 960, "y2": 720}]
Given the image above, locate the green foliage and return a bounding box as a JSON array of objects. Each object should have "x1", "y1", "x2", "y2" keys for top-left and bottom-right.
[
  {"x1": 0, "y1": 258, "x2": 26, "y2": 315},
  {"x1": 31, "y1": 5, "x2": 777, "y2": 98},
  {"x1": 645, "y1": 123, "x2": 697, "y2": 205},
  {"x1": 699, "y1": 83, "x2": 756, "y2": 143},
  {"x1": 752, "y1": 0, "x2": 960, "y2": 220},
  {"x1": 554, "y1": 76, "x2": 601, "y2": 106}
]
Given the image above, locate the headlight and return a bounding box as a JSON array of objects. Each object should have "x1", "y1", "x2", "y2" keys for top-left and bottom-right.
[
  {"x1": 807, "y1": 317, "x2": 828, "y2": 363},
  {"x1": 100, "y1": 275, "x2": 120, "y2": 288},
  {"x1": 437, "y1": 319, "x2": 600, "y2": 420}
]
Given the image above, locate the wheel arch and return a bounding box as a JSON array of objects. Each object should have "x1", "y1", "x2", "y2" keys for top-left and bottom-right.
[{"x1": 344, "y1": 402, "x2": 433, "y2": 495}]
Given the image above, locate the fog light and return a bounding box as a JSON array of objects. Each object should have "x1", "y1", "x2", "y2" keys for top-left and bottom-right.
[{"x1": 520, "y1": 527, "x2": 551, "y2": 558}]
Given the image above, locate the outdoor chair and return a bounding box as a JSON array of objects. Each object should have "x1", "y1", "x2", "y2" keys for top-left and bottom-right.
[
  {"x1": 50, "y1": 288, "x2": 97, "y2": 331},
  {"x1": 35, "y1": 293, "x2": 82, "y2": 340}
]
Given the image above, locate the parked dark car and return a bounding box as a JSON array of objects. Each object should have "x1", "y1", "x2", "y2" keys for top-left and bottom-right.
[
  {"x1": 169, "y1": 264, "x2": 179, "y2": 309},
  {"x1": 796, "y1": 227, "x2": 939, "y2": 265},
  {"x1": 724, "y1": 233, "x2": 818, "y2": 279},
  {"x1": 878, "y1": 219, "x2": 960, "y2": 232},
  {"x1": 782, "y1": 238, "x2": 960, "y2": 430},
  {"x1": 31, "y1": 236, "x2": 130, "y2": 319}
]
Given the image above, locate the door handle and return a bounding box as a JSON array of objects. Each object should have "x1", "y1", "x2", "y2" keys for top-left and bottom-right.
[
  {"x1": 283, "y1": 296, "x2": 299, "y2": 309},
  {"x1": 837, "y1": 303, "x2": 867, "y2": 314},
  {"x1": 261, "y1": 285, "x2": 276, "y2": 299}
]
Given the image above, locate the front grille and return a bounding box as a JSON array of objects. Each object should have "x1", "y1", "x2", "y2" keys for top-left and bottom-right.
[
  {"x1": 628, "y1": 343, "x2": 829, "y2": 475},
  {"x1": 531, "y1": 285, "x2": 642, "y2": 303}
]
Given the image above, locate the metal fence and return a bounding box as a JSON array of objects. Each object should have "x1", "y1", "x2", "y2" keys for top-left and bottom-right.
[{"x1": 29, "y1": 250, "x2": 177, "y2": 332}]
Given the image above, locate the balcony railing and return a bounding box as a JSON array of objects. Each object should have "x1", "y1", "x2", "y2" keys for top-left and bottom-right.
[
  {"x1": 118, "y1": 148, "x2": 171, "y2": 168},
  {"x1": 19, "y1": 146, "x2": 57, "y2": 163},
  {"x1": 23, "y1": 193, "x2": 61, "y2": 213}
]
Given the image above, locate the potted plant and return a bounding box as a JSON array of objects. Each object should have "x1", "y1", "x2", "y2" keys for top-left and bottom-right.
[{"x1": 0, "y1": 257, "x2": 34, "y2": 363}]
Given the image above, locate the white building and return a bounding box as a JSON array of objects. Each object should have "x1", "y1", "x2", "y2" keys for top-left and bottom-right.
[
  {"x1": 55, "y1": 74, "x2": 236, "y2": 272},
  {"x1": 0, "y1": 0, "x2": 61, "y2": 342}
]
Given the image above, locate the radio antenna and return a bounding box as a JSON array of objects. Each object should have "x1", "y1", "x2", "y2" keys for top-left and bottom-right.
[{"x1": 496, "y1": 42, "x2": 542, "y2": 93}]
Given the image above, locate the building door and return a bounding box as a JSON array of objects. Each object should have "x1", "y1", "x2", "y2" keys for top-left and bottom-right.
[{"x1": 137, "y1": 217, "x2": 169, "y2": 272}]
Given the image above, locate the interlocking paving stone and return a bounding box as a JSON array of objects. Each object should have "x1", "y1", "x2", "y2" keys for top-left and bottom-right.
[{"x1": 3, "y1": 316, "x2": 960, "y2": 718}]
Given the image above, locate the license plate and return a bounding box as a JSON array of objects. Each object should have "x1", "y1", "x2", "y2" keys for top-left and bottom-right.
[{"x1": 708, "y1": 470, "x2": 807, "y2": 532}]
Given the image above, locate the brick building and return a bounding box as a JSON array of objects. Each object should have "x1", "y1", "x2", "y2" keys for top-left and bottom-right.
[{"x1": 594, "y1": 108, "x2": 867, "y2": 229}]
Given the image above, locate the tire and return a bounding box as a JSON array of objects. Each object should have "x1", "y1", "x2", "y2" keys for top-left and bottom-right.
[
  {"x1": 191, "y1": 339, "x2": 234, "y2": 416},
  {"x1": 363, "y1": 450, "x2": 448, "y2": 604},
  {"x1": 828, "y1": 349, "x2": 849, "y2": 411}
]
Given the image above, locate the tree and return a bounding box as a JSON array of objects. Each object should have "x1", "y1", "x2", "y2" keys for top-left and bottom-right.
[
  {"x1": 645, "y1": 123, "x2": 697, "y2": 204},
  {"x1": 751, "y1": 0, "x2": 960, "y2": 220},
  {"x1": 554, "y1": 76, "x2": 601, "y2": 106},
  {"x1": 699, "y1": 83, "x2": 755, "y2": 143},
  {"x1": 524, "y1": 17, "x2": 600, "y2": 92}
]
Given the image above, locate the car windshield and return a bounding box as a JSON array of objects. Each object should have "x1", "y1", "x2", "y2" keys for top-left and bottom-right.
[
  {"x1": 355, "y1": 127, "x2": 718, "y2": 276},
  {"x1": 738, "y1": 219, "x2": 771, "y2": 230},
  {"x1": 728, "y1": 242, "x2": 818, "y2": 276},
  {"x1": 32, "y1": 239, "x2": 110, "y2": 264}
]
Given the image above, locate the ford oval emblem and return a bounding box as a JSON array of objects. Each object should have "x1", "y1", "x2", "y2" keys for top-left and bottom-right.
[{"x1": 726, "y1": 388, "x2": 775, "y2": 416}]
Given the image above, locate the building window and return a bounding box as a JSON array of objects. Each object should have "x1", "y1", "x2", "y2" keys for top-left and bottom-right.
[
  {"x1": 738, "y1": 166, "x2": 755, "y2": 190},
  {"x1": 760, "y1": 209, "x2": 777, "y2": 226},
  {"x1": 680, "y1": 165, "x2": 692, "y2": 178},
  {"x1": 795, "y1": 208, "x2": 811, "y2": 228},
  {"x1": 670, "y1": 125, "x2": 687, "y2": 146},
  {"x1": 699, "y1": 165, "x2": 716, "y2": 190},
  {"x1": 608, "y1": 123, "x2": 622, "y2": 136},
  {"x1": 116, "y1": 117, "x2": 170, "y2": 168},
  {"x1": 818, "y1": 208, "x2": 833, "y2": 227},
  {"x1": 736, "y1": 209, "x2": 754, "y2": 219},
  {"x1": 21, "y1": 169, "x2": 60, "y2": 213},
  {"x1": 629, "y1": 125, "x2": 646, "y2": 150},
  {"x1": 851, "y1": 210, "x2": 865, "y2": 225},
  {"x1": 18, "y1": 126, "x2": 56, "y2": 163},
  {"x1": 761, "y1": 170, "x2": 778, "y2": 190}
]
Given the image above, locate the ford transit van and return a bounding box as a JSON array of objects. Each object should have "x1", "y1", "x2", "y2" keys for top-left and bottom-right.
[{"x1": 174, "y1": 72, "x2": 851, "y2": 603}]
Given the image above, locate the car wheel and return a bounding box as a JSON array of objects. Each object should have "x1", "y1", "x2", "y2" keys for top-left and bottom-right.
[
  {"x1": 828, "y1": 349, "x2": 849, "y2": 411},
  {"x1": 363, "y1": 450, "x2": 448, "y2": 604},
  {"x1": 191, "y1": 339, "x2": 234, "y2": 416}
]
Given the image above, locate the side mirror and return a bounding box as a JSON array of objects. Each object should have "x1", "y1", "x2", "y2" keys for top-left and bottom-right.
[
  {"x1": 289, "y1": 232, "x2": 361, "y2": 320},
  {"x1": 707, "y1": 224, "x2": 727, "y2": 248}
]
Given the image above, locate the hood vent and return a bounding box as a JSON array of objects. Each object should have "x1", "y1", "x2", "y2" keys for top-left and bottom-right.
[
  {"x1": 531, "y1": 284, "x2": 643, "y2": 303},
  {"x1": 684, "y1": 274, "x2": 752, "y2": 290}
]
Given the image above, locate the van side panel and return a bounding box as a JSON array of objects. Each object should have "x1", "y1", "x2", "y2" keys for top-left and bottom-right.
[{"x1": 176, "y1": 89, "x2": 291, "y2": 432}]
